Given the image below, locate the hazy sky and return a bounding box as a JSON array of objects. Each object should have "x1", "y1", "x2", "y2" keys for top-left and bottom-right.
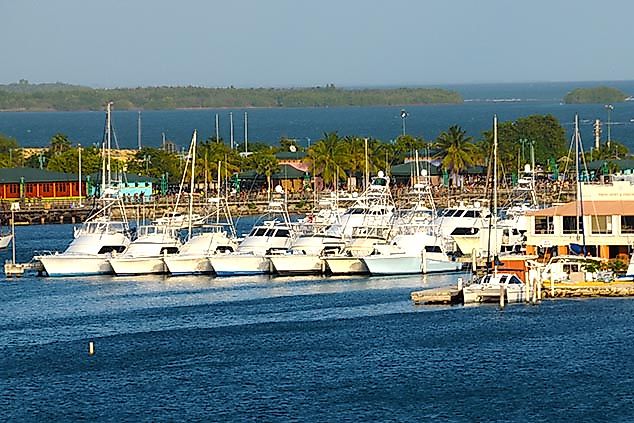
[{"x1": 2, "y1": 0, "x2": 632, "y2": 88}]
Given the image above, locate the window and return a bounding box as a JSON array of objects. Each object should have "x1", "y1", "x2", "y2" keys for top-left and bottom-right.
[
  {"x1": 622, "y1": 216, "x2": 634, "y2": 234},
  {"x1": 563, "y1": 216, "x2": 583, "y2": 234},
  {"x1": 534, "y1": 216, "x2": 554, "y2": 234},
  {"x1": 591, "y1": 216, "x2": 611, "y2": 234}
]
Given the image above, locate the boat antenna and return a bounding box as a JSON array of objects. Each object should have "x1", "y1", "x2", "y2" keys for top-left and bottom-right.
[{"x1": 574, "y1": 114, "x2": 588, "y2": 255}]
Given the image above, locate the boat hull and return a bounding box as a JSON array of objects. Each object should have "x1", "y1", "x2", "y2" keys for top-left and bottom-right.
[
  {"x1": 363, "y1": 254, "x2": 463, "y2": 275},
  {"x1": 324, "y1": 257, "x2": 368, "y2": 275},
  {"x1": 269, "y1": 254, "x2": 324, "y2": 275},
  {"x1": 37, "y1": 254, "x2": 113, "y2": 277},
  {"x1": 109, "y1": 256, "x2": 168, "y2": 276},
  {"x1": 462, "y1": 285, "x2": 525, "y2": 304},
  {"x1": 210, "y1": 254, "x2": 272, "y2": 276},
  {"x1": 163, "y1": 255, "x2": 215, "y2": 275}
]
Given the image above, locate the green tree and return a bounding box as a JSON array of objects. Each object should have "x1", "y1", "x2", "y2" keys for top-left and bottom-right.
[
  {"x1": 248, "y1": 150, "x2": 279, "y2": 196},
  {"x1": 198, "y1": 138, "x2": 242, "y2": 190},
  {"x1": 304, "y1": 132, "x2": 347, "y2": 189},
  {"x1": 49, "y1": 133, "x2": 72, "y2": 156},
  {"x1": 434, "y1": 125, "x2": 478, "y2": 184},
  {"x1": 126, "y1": 147, "x2": 181, "y2": 181},
  {"x1": 0, "y1": 133, "x2": 21, "y2": 167}
]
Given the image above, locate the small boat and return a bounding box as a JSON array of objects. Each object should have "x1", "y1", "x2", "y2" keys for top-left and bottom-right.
[
  {"x1": 462, "y1": 272, "x2": 526, "y2": 304},
  {"x1": 0, "y1": 233, "x2": 13, "y2": 250}
]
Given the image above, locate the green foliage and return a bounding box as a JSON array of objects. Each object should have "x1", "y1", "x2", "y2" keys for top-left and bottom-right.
[
  {"x1": 0, "y1": 133, "x2": 20, "y2": 167},
  {"x1": 480, "y1": 114, "x2": 567, "y2": 170},
  {"x1": 0, "y1": 83, "x2": 463, "y2": 111},
  {"x1": 434, "y1": 125, "x2": 479, "y2": 181},
  {"x1": 126, "y1": 147, "x2": 182, "y2": 181},
  {"x1": 49, "y1": 133, "x2": 72, "y2": 156},
  {"x1": 563, "y1": 86, "x2": 627, "y2": 104},
  {"x1": 305, "y1": 132, "x2": 349, "y2": 189}
]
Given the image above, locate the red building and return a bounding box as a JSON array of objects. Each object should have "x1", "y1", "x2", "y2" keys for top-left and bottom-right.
[{"x1": 0, "y1": 167, "x2": 87, "y2": 201}]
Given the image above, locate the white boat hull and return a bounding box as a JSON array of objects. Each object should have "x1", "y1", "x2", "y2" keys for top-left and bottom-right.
[
  {"x1": 37, "y1": 254, "x2": 113, "y2": 277},
  {"x1": 0, "y1": 234, "x2": 12, "y2": 249},
  {"x1": 109, "y1": 256, "x2": 168, "y2": 276},
  {"x1": 363, "y1": 254, "x2": 462, "y2": 275},
  {"x1": 324, "y1": 257, "x2": 368, "y2": 275},
  {"x1": 163, "y1": 255, "x2": 215, "y2": 275},
  {"x1": 210, "y1": 254, "x2": 271, "y2": 276},
  {"x1": 269, "y1": 254, "x2": 324, "y2": 275},
  {"x1": 462, "y1": 284, "x2": 525, "y2": 304}
]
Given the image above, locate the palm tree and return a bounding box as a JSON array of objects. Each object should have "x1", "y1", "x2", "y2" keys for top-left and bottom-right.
[
  {"x1": 198, "y1": 138, "x2": 241, "y2": 192},
  {"x1": 249, "y1": 150, "x2": 279, "y2": 198},
  {"x1": 304, "y1": 132, "x2": 347, "y2": 189},
  {"x1": 434, "y1": 125, "x2": 478, "y2": 185}
]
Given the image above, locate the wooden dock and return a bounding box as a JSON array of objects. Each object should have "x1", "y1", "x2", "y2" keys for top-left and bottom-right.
[{"x1": 410, "y1": 286, "x2": 463, "y2": 305}]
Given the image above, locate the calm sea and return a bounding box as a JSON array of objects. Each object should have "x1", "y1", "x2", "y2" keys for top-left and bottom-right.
[
  {"x1": 1, "y1": 223, "x2": 634, "y2": 421},
  {"x1": 1, "y1": 81, "x2": 634, "y2": 152}
]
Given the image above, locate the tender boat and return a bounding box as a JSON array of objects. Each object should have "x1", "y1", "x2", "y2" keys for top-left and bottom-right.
[{"x1": 462, "y1": 272, "x2": 526, "y2": 304}]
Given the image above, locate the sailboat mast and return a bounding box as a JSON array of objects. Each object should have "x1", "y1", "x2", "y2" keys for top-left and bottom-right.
[
  {"x1": 137, "y1": 110, "x2": 142, "y2": 150},
  {"x1": 244, "y1": 112, "x2": 248, "y2": 153},
  {"x1": 106, "y1": 102, "x2": 112, "y2": 188},
  {"x1": 575, "y1": 115, "x2": 581, "y2": 239},
  {"x1": 493, "y1": 115, "x2": 498, "y2": 274},
  {"x1": 188, "y1": 130, "x2": 197, "y2": 239}
]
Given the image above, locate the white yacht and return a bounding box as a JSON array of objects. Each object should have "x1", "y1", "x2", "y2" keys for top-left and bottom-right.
[
  {"x1": 35, "y1": 103, "x2": 133, "y2": 277},
  {"x1": 269, "y1": 190, "x2": 382, "y2": 275},
  {"x1": 321, "y1": 172, "x2": 396, "y2": 275},
  {"x1": 363, "y1": 230, "x2": 461, "y2": 275},
  {"x1": 362, "y1": 182, "x2": 460, "y2": 275},
  {"x1": 164, "y1": 197, "x2": 238, "y2": 275},
  {"x1": 462, "y1": 272, "x2": 526, "y2": 304},
  {"x1": 108, "y1": 224, "x2": 182, "y2": 275},
  {"x1": 153, "y1": 211, "x2": 205, "y2": 229},
  {"x1": 37, "y1": 217, "x2": 131, "y2": 276},
  {"x1": 210, "y1": 190, "x2": 297, "y2": 276}
]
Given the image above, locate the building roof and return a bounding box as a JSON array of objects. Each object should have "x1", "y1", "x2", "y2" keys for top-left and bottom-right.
[
  {"x1": 390, "y1": 161, "x2": 441, "y2": 176},
  {"x1": 275, "y1": 151, "x2": 307, "y2": 160},
  {"x1": 527, "y1": 200, "x2": 634, "y2": 217},
  {"x1": 238, "y1": 163, "x2": 309, "y2": 180},
  {"x1": 0, "y1": 167, "x2": 83, "y2": 183},
  {"x1": 587, "y1": 159, "x2": 634, "y2": 171}
]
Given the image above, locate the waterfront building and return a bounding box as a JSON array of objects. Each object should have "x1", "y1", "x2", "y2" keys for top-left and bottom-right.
[
  {"x1": 0, "y1": 167, "x2": 86, "y2": 202},
  {"x1": 525, "y1": 178, "x2": 634, "y2": 260}
]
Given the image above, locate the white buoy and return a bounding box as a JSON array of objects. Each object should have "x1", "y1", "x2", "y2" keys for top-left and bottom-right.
[
  {"x1": 457, "y1": 277, "x2": 463, "y2": 291},
  {"x1": 88, "y1": 341, "x2": 95, "y2": 356}
]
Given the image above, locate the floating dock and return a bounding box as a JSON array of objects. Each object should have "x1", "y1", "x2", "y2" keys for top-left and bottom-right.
[{"x1": 410, "y1": 286, "x2": 463, "y2": 305}]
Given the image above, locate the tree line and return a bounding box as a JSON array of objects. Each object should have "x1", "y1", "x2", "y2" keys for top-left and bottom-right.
[
  {"x1": 0, "y1": 81, "x2": 462, "y2": 111},
  {"x1": 0, "y1": 113, "x2": 631, "y2": 192}
]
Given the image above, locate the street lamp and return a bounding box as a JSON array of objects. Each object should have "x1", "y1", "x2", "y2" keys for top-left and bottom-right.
[
  {"x1": 605, "y1": 104, "x2": 614, "y2": 148},
  {"x1": 400, "y1": 109, "x2": 408, "y2": 136}
]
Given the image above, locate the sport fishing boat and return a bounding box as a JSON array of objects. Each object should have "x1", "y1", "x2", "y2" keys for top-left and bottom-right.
[
  {"x1": 35, "y1": 103, "x2": 133, "y2": 276},
  {"x1": 163, "y1": 197, "x2": 238, "y2": 275},
  {"x1": 209, "y1": 188, "x2": 297, "y2": 276},
  {"x1": 108, "y1": 223, "x2": 182, "y2": 275}
]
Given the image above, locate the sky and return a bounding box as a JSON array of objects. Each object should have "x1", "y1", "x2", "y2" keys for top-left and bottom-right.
[{"x1": 1, "y1": 0, "x2": 633, "y2": 88}]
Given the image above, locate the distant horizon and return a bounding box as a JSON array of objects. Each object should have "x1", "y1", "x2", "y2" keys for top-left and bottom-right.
[{"x1": 3, "y1": 78, "x2": 634, "y2": 91}]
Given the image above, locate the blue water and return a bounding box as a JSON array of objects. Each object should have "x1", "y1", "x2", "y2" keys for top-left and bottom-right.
[
  {"x1": 1, "y1": 225, "x2": 634, "y2": 421},
  {"x1": 2, "y1": 81, "x2": 634, "y2": 152}
]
